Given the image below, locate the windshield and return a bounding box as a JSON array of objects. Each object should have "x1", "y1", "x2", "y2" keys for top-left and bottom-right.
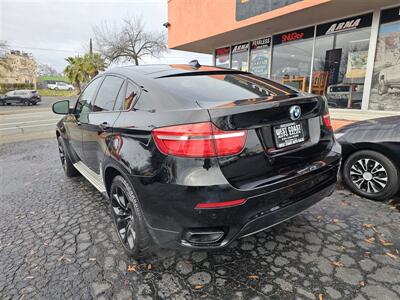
[{"x1": 156, "y1": 73, "x2": 297, "y2": 103}]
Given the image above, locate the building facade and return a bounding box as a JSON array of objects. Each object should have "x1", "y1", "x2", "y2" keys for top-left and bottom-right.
[
  {"x1": 0, "y1": 50, "x2": 37, "y2": 89},
  {"x1": 168, "y1": 0, "x2": 400, "y2": 111}
]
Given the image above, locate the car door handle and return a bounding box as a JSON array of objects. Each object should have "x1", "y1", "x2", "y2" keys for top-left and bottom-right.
[{"x1": 98, "y1": 122, "x2": 110, "y2": 132}]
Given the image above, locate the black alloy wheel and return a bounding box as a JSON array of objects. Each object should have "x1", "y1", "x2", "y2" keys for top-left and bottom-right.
[
  {"x1": 343, "y1": 150, "x2": 399, "y2": 201},
  {"x1": 57, "y1": 136, "x2": 79, "y2": 177},
  {"x1": 111, "y1": 186, "x2": 137, "y2": 250},
  {"x1": 110, "y1": 175, "x2": 151, "y2": 258}
]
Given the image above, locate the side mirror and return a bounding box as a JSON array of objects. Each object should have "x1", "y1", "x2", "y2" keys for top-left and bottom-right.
[{"x1": 52, "y1": 100, "x2": 70, "y2": 115}]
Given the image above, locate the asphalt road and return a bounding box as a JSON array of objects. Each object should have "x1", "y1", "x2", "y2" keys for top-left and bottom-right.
[
  {"x1": 0, "y1": 96, "x2": 76, "y2": 144},
  {"x1": 0, "y1": 138, "x2": 399, "y2": 299}
]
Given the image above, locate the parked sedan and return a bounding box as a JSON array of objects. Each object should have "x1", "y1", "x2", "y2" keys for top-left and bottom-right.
[
  {"x1": 0, "y1": 90, "x2": 42, "y2": 106},
  {"x1": 336, "y1": 116, "x2": 400, "y2": 201},
  {"x1": 52, "y1": 63, "x2": 341, "y2": 258}
]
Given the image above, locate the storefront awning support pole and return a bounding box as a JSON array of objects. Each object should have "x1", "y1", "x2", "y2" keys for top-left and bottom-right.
[
  {"x1": 361, "y1": 9, "x2": 381, "y2": 111},
  {"x1": 308, "y1": 26, "x2": 317, "y2": 94}
]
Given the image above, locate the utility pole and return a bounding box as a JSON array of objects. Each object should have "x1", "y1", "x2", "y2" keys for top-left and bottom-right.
[{"x1": 89, "y1": 38, "x2": 93, "y2": 55}]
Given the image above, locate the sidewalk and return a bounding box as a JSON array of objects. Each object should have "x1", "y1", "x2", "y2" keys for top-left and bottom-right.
[{"x1": 330, "y1": 108, "x2": 400, "y2": 130}]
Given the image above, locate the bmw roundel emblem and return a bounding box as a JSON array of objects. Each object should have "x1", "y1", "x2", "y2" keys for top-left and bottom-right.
[{"x1": 289, "y1": 105, "x2": 301, "y2": 121}]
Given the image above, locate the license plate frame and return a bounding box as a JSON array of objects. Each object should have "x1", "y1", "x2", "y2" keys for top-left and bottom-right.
[{"x1": 273, "y1": 122, "x2": 305, "y2": 149}]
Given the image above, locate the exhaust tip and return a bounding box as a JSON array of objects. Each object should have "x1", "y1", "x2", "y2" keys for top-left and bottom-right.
[{"x1": 184, "y1": 229, "x2": 224, "y2": 244}]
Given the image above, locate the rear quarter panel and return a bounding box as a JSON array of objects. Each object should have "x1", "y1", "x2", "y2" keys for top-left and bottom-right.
[{"x1": 103, "y1": 108, "x2": 212, "y2": 179}]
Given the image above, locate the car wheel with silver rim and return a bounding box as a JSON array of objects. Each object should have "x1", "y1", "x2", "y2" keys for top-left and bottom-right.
[
  {"x1": 343, "y1": 150, "x2": 399, "y2": 201},
  {"x1": 109, "y1": 175, "x2": 152, "y2": 258}
]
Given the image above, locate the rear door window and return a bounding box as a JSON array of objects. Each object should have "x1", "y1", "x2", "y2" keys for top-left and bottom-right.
[
  {"x1": 111, "y1": 80, "x2": 139, "y2": 111},
  {"x1": 124, "y1": 82, "x2": 139, "y2": 110},
  {"x1": 93, "y1": 76, "x2": 124, "y2": 112}
]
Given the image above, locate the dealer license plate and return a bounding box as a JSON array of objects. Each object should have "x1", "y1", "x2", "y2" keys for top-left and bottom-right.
[{"x1": 273, "y1": 122, "x2": 305, "y2": 148}]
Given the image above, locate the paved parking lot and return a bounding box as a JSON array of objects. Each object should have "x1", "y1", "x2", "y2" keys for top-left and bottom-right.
[{"x1": 0, "y1": 139, "x2": 399, "y2": 299}]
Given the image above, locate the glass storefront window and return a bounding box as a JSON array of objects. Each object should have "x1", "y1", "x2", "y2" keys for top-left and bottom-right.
[
  {"x1": 271, "y1": 27, "x2": 315, "y2": 92},
  {"x1": 215, "y1": 47, "x2": 230, "y2": 68},
  {"x1": 313, "y1": 13, "x2": 372, "y2": 109},
  {"x1": 369, "y1": 6, "x2": 400, "y2": 111},
  {"x1": 249, "y1": 37, "x2": 271, "y2": 78},
  {"x1": 231, "y1": 42, "x2": 249, "y2": 71}
]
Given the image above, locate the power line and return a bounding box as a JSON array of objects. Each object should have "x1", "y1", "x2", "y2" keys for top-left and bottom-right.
[
  {"x1": 8, "y1": 45, "x2": 79, "y2": 53},
  {"x1": 8, "y1": 47, "x2": 211, "y2": 59}
]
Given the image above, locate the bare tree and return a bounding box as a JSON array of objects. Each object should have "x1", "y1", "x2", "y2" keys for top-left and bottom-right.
[
  {"x1": 37, "y1": 63, "x2": 59, "y2": 76},
  {"x1": 93, "y1": 16, "x2": 167, "y2": 65},
  {"x1": 0, "y1": 40, "x2": 8, "y2": 50},
  {"x1": 0, "y1": 41, "x2": 11, "y2": 71}
]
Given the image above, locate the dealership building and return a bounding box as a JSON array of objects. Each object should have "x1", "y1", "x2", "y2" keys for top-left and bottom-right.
[{"x1": 168, "y1": 0, "x2": 400, "y2": 112}]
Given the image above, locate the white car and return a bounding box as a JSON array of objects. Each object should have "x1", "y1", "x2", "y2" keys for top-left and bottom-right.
[{"x1": 48, "y1": 82, "x2": 74, "y2": 90}]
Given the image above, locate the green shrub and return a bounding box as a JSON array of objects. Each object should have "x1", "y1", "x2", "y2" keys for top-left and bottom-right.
[{"x1": 0, "y1": 83, "x2": 34, "y2": 93}]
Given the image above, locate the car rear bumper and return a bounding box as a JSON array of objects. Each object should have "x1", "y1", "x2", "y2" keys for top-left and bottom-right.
[
  {"x1": 135, "y1": 150, "x2": 340, "y2": 250},
  {"x1": 148, "y1": 179, "x2": 336, "y2": 250}
]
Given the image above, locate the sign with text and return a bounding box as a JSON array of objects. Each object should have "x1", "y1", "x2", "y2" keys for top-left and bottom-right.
[
  {"x1": 273, "y1": 26, "x2": 314, "y2": 45},
  {"x1": 215, "y1": 47, "x2": 230, "y2": 64},
  {"x1": 232, "y1": 43, "x2": 249, "y2": 54},
  {"x1": 251, "y1": 37, "x2": 271, "y2": 50},
  {"x1": 316, "y1": 13, "x2": 373, "y2": 36}
]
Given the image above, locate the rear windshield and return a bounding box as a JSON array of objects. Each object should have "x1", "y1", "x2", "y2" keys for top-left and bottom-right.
[{"x1": 156, "y1": 73, "x2": 297, "y2": 102}]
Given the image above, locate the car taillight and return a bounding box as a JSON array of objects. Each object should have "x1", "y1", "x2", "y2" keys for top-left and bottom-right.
[
  {"x1": 152, "y1": 122, "x2": 247, "y2": 158},
  {"x1": 322, "y1": 113, "x2": 333, "y2": 131}
]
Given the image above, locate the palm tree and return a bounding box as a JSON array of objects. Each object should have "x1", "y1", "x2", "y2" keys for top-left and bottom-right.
[
  {"x1": 64, "y1": 56, "x2": 86, "y2": 94},
  {"x1": 83, "y1": 53, "x2": 107, "y2": 79},
  {"x1": 64, "y1": 53, "x2": 106, "y2": 93}
]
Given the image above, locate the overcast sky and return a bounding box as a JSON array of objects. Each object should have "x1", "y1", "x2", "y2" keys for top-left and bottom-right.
[{"x1": 0, "y1": 0, "x2": 212, "y2": 73}]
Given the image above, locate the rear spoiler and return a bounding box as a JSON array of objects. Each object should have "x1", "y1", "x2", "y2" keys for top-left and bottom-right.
[{"x1": 155, "y1": 70, "x2": 250, "y2": 79}]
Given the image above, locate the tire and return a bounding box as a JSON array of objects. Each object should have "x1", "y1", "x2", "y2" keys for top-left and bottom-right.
[
  {"x1": 57, "y1": 136, "x2": 79, "y2": 177},
  {"x1": 24, "y1": 100, "x2": 30, "y2": 106},
  {"x1": 343, "y1": 150, "x2": 399, "y2": 201},
  {"x1": 378, "y1": 81, "x2": 388, "y2": 95},
  {"x1": 110, "y1": 175, "x2": 152, "y2": 258}
]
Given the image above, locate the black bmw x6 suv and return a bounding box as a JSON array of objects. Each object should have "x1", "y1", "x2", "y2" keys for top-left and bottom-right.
[{"x1": 53, "y1": 64, "x2": 341, "y2": 258}]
